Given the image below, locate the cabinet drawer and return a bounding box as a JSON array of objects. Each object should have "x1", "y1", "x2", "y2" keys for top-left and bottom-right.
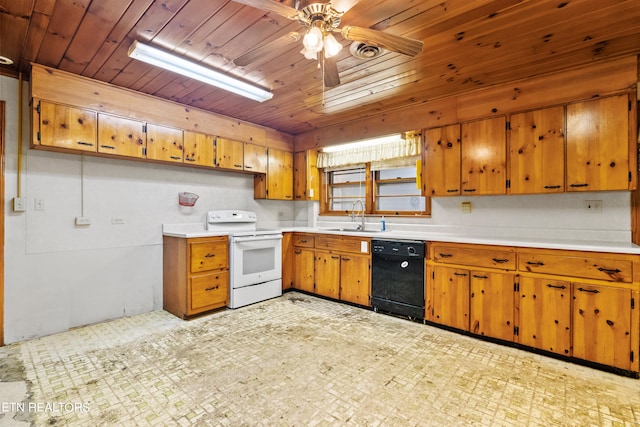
[
  {"x1": 519, "y1": 252, "x2": 633, "y2": 283},
  {"x1": 190, "y1": 272, "x2": 228, "y2": 311},
  {"x1": 293, "y1": 234, "x2": 315, "y2": 248},
  {"x1": 316, "y1": 235, "x2": 370, "y2": 254},
  {"x1": 190, "y1": 240, "x2": 228, "y2": 273},
  {"x1": 432, "y1": 245, "x2": 516, "y2": 270}
]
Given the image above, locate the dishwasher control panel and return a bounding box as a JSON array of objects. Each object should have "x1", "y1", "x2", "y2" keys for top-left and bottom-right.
[{"x1": 371, "y1": 239, "x2": 425, "y2": 257}]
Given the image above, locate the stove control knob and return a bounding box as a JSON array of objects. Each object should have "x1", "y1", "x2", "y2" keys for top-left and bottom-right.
[{"x1": 407, "y1": 246, "x2": 416, "y2": 255}]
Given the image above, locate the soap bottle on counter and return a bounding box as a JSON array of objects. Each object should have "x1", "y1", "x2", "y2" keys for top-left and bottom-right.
[{"x1": 380, "y1": 216, "x2": 386, "y2": 231}]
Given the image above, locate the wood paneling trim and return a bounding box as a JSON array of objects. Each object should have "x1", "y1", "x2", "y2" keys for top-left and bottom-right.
[
  {"x1": 30, "y1": 64, "x2": 294, "y2": 150},
  {"x1": 294, "y1": 56, "x2": 638, "y2": 150},
  {"x1": 0, "y1": 101, "x2": 4, "y2": 346}
]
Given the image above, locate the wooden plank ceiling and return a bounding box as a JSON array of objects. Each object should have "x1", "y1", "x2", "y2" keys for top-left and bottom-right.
[{"x1": 1, "y1": 0, "x2": 639, "y2": 136}]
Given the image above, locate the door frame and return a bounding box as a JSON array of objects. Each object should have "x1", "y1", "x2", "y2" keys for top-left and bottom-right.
[{"x1": 1, "y1": 101, "x2": 5, "y2": 345}]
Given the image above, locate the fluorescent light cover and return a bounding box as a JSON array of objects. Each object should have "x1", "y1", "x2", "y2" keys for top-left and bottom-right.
[
  {"x1": 128, "y1": 41, "x2": 273, "y2": 102},
  {"x1": 322, "y1": 134, "x2": 401, "y2": 152}
]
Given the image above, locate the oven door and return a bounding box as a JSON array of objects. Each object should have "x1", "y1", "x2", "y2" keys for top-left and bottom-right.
[{"x1": 231, "y1": 234, "x2": 283, "y2": 288}]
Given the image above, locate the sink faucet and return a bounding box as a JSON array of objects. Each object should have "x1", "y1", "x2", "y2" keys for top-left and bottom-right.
[{"x1": 351, "y1": 199, "x2": 365, "y2": 231}]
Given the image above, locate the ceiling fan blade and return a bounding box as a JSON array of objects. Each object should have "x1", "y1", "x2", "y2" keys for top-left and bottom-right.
[
  {"x1": 234, "y1": 32, "x2": 301, "y2": 66},
  {"x1": 229, "y1": 0, "x2": 301, "y2": 20},
  {"x1": 323, "y1": 56, "x2": 340, "y2": 88},
  {"x1": 331, "y1": 0, "x2": 361, "y2": 13},
  {"x1": 339, "y1": 26, "x2": 423, "y2": 57}
]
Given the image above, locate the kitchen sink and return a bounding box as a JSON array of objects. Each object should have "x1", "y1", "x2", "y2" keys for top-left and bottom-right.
[{"x1": 323, "y1": 228, "x2": 382, "y2": 233}]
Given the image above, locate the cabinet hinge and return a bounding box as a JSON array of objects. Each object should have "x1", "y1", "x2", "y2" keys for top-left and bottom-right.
[
  {"x1": 432, "y1": 271, "x2": 435, "y2": 280},
  {"x1": 506, "y1": 121, "x2": 511, "y2": 130},
  {"x1": 142, "y1": 147, "x2": 147, "y2": 156},
  {"x1": 506, "y1": 179, "x2": 511, "y2": 189},
  {"x1": 514, "y1": 282, "x2": 519, "y2": 292},
  {"x1": 37, "y1": 131, "x2": 41, "y2": 141},
  {"x1": 632, "y1": 297, "x2": 635, "y2": 309},
  {"x1": 142, "y1": 124, "x2": 147, "y2": 133},
  {"x1": 629, "y1": 100, "x2": 633, "y2": 111},
  {"x1": 36, "y1": 102, "x2": 41, "y2": 114},
  {"x1": 514, "y1": 326, "x2": 519, "y2": 336},
  {"x1": 629, "y1": 171, "x2": 633, "y2": 182},
  {"x1": 631, "y1": 351, "x2": 635, "y2": 362}
]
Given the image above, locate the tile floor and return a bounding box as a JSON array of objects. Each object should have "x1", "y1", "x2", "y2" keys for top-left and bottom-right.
[{"x1": 0, "y1": 291, "x2": 639, "y2": 426}]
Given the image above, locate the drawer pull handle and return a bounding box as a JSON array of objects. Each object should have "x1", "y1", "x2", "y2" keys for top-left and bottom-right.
[
  {"x1": 492, "y1": 258, "x2": 509, "y2": 264},
  {"x1": 184, "y1": 157, "x2": 195, "y2": 162},
  {"x1": 526, "y1": 261, "x2": 544, "y2": 267},
  {"x1": 245, "y1": 165, "x2": 253, "y2": 169},
  {"x1": 170, "y1": 155, "x2": 182, "y2": 160},
  {"x1": 294, "y1": 250, "x2": 302, "y2": 254},
  {"x1": 463, "y1": 188, "x2": 476, "y2": 192},
  {"x1": 100, "y1": 144, "x2": 116, "y2": 150},
  {"x1": 205, "y1": 285, "x2": 219, "y2": 291},
  {"x1": 439, "y1": 253, "x2": 453, "y2": 258},
  {"x1": 204, "y1": 253, "x2": 215, "y2": 258},
  {"x1": 234, "y1": 164, "x2": 242, "y2": 168},
  {"x1": 446, "y1": 189, "x2": 459, "y2": 193},
  {"x1": 577, "y1": 287, "x2": 599, "y2": 294},
  {"x1": 570, "y1": 183, "x2": 589, "y2": 188},
  {"x1": 299, "y1": 240, "x2": 308, "y2": 243},
  {"x1": 544, "y1": 185, "x2": 561, "y2": 189},
  {"x1": 331, "y1": 255, "x2": 339, "y2": 259},
  {"x1": 76, "y1": 141, "x2": 94, "y2": 146},
  {"x1": 546, "y1": 284, "x2": 566, "y2": 290},
  {"x1": 343, "y1": 257, "x2": 351, "y2": 261},
  {"x1": 453, "y1": 272, "x2": 468, "y2": 277},
  {"x1": 598, "y1": 267, "x2": 621, "y2": 274},
  {"x1": 472, "y1": 274, "x2": 488, "y2": 279}
]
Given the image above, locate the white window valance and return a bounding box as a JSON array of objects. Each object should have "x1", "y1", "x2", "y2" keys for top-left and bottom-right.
[{"x1": 317, "y1": 135, "x2": 421, "y2": 169}]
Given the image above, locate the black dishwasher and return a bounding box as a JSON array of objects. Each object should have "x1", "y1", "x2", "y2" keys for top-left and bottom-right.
[{"x1": 371, "y1": 239, "x2": 425, "y2": 320}]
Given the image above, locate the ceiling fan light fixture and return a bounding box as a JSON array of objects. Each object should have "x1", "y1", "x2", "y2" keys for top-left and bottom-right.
[
  {"x1": 300, "y1": 46, "x2": 318, "y2": 60},
  {"x1": 303, "y1": 27, "x2": 324, "y2": 52},
  {"x1": 323, "y1": 33, "x2": 343, "y2": 58},
  {"x1": 128, "y1": 40, "x2": 273, "y2": 102}
]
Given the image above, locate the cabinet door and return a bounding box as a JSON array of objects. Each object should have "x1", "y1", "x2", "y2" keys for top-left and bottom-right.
[
  {"x1": 518, "y1": 277, "x2": 571, "y2": 356},
  {"x1": 431, "y1": 266, "x2": 470, "y2": 331},
  {"x1": 281, "y1": 233, "x2": 294, "y2": 290},
  {"x1": 423, "y1": 125, "x2": 461, "y2": 196},
  {"x1": 267, "y1": 148, "x2": 294, "y2": 200},
  {"x1": 146, "y1": 123, "x2": 183, "y2": 163},
  {"x1": 340, "y1": 254, "x2": 370, "y2": 306},
  {"x1": 190, "y1": 240, "x2": 229, "y2": 273},
  {"x1": 244, "y1": 143, "x2": 268, "y2": 173},
  {"x1": 97, "y1": 113, "x2": 145, "y2": 158},
  {"x1": 293, "y1": 248, "x2": 315, "y2": 293},
  {"x1": 215, "y1": 137, "x2": 243, "y2": 170},
  {"x1": 573, "y1": 283, "x2": 632, "y2": 370},
  {"x1": 38, "y1": 101, "x2": 97, "y2": 152},
  {"x1": 183, "y1": 131, "x2": 214, "y2": 167},
  {"x1": 470, "y1": 271, "x2": 515, "y2": 340},
  {"x1": 461, "y1": 117, "x2": 507, "y2": 195},
  {"x1": 315, "y1": 251, "x2": 340, "y2": 299},
  {"x1": 190, "y1": 272, "x2": 229, "y2": 313},
  {"x1": 509, "y1": 106, "x2": 565, "y2": 194},
  {"x1": 566, "y1": 94, "x2": 630, "y2": 191}
]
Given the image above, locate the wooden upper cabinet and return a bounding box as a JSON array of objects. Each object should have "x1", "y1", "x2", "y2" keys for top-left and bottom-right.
[
  {"x1": 97, "y1": 113, "x2": 146, "y2": 158},
  {"x1": 461, "y1": 116, "x2": 507, "y2": 195},
  {"x1": 294, "y1": 150, "x2": 320, "y2": 200},
  {"x1": 183, "y1": 131, "x2": 214, "y2": 167},
  {"x1": 566, "y1": 94, "x2": 631, "y2": 191},
  {"x1": 146, "y1": 123, "x2": 183, "y2": 163},
  {"x1": 244, "y1": 143, "x2": 268, "y2": 173},
  {"x1": 37, "y1": 101, "x2": 97, "y2": 152},
  {"x1": 509, "y1": 106, "x2": 565, "y2": 194},
  {"x1": 267, "y1": 148, "x2": 294, "y2": 200},
  {"x1": 214, "y1": 137, "x2": 243, "y2": 170},
  {"x1": 423, "y1": 124, "x2": 461, "y2": 196}
]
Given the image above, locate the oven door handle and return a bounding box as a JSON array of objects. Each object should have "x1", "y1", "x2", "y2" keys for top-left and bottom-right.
[{"x1": 233, "y1": 234, "x2": 283, "y2": 243}]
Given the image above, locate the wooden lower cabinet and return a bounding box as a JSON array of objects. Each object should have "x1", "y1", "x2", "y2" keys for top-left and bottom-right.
[
  {"x1": 293, "y1": 248, "x2": 315, "y2": 293},
  {"x1": 163, "y1": 235, "x2": 229, "y2": 319},
  {"x1": 430, "y1": 266, "x2": 470, "y2": 331},
  {"x1": 469, "y1": 271, "x2": 515, "y2": 341},
  {"x1": 518, "y1": 277, "x2": 571, "y2": 356},
  {"x1": 339, "y1": 254, "x2": 371, "y2": 306},
  {"x1": 572, "y1": 283, "x2": 633, "y2": 370},
  {"x1": 315, "y1": 251, "x2": 341, "y2": 299}
]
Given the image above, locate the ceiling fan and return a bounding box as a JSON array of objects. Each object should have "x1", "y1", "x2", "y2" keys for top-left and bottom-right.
[{"x1": 230, "y1": 0, "x2": 424, "y2": 88}]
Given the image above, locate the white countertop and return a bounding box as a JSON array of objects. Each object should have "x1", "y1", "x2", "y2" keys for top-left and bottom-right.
[{"x1": 163, "y1": 224, "x2": 640, "y2": 254}]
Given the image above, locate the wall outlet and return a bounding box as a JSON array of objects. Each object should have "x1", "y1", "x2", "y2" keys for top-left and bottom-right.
[
  {"x1": 75, "y1": 216, "x2": 91, "y2": 226},
  {"x1": 34, "y1": 198, "x2": 45, "y2": 211},
  {"x1": 12, "y1": 197, "x2": 26, "y2": 212},
  {"x1": 111, "y1": 217, "x2": 126, "y2": 225},
  {"x1": 584, "y1": 200, "x2": 602, "y2": 214},
  {"x1": 461, "y1": 201, "x2": 472, "y2": 214}
]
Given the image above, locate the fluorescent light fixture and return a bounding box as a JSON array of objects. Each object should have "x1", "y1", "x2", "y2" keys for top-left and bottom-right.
[
  {"x1": 128, "y1": 41, "x2": 273, "y2": 102},
  {"x1": 322, "y1": 134, "x2": 401, "y2": 152}
]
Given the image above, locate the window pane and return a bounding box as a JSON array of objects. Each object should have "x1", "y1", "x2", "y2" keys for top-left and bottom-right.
[
  {"x1": 332, "y1": 168, "x2": 365, "y2": 184},
  {"x1": 332, "y1": 185, "x2": 364, "y2": 199},
  {"x1": 377, "y1": 195, "x2": 425, "y2": 211},
  {"x1": 378, "y1": 167, "x2": 415, "y2": 179},
  {"x1": 377, "y1": 182, "x2": 420, "y2": 196}
]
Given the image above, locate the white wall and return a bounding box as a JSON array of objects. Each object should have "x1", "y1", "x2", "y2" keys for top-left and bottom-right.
[{"x1": 2, "y1": 75, "x2": 294, "y2": 343}]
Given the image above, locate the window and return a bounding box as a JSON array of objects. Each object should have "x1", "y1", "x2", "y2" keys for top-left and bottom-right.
[{"x1": 321, "y1": 160, "x2": 428, "y2": 216}]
